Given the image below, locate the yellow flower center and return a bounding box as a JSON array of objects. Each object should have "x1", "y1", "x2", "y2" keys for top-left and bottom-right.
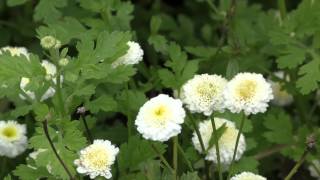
[
  {"x1": 153, "y1": 105, "x2": 169, "y2": 120},
  {"x1": 83, "y1": 147, "x2": 109, "y2": 170},
  {"x1": 236, "y1": 80, "x2": 257, "y2": 101},
  {"x1": 197, "y1": 83, "x2": 217, "y2": 101},
  {"x1": 1, "y1": 126, "x2": 18, "y2": 141},
  {"x1": 219, "y1": 127, "x2": 238, "y2": 149}
]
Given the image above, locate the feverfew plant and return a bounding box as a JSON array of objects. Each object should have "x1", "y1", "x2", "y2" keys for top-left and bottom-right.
[{"x1": 0, "y1": 0, "x2": 320, "y2": 180}]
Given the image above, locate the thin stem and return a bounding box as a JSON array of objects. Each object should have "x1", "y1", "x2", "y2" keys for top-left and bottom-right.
[
  {"x1": 0, "y1": 157, "x2": 7, "y2": 178},
  {"x1": 173, "y1": 136, "x2": 178, "y2": 180},
  {"x1": 210, "y1": 117, "x2": 223, "y2": 180},
  {"x1": 284, "y1": 149, "x2": 309, "y2": 180},
  {"x1": 150, "y1": 142, "x2": 174, "y2": 173},
  {"x1": 42, "y1": 120, "x2": 74, "y2": 179},
  {"x1": 188, "y1": 113, "x2": 210, "y2": 179},
  {"x1": 56, "y1": 72, "x2": 66, "y2": 117},
  {"x1": 227, "y1": 113, "x2": 246, "y2": 180},
  {"x1": 254, "y1": 144, "x2": 289, "y2": 160},
  {"x1": 81, "y1": 117, "x2": 93, "y2": 144},
  {"x1": 177, "y1": 143, "x2": 194, "y2": 171},
  {"x1": 125, "y1": 83, "x2": 132, "y2": 140},
  {"x1": 206, "y1": 0, "x2": 219, "y2": 14},
  {"x1": 278, "y1": 0, "x2": 287, "y2": 19}
]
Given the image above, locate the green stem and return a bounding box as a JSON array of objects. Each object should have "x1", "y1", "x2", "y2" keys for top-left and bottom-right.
[
  {"x1": 227, "y1": 113, "x2": 246, "y2": 180},
  {"x1": 173, "y1": 136, "x2": 178, "y2": 180},
  {"x1": 188, "y1": 113, "x2": 210, "y2": 179},
  {"x1": 81, "y1": 116, "x2": 93, "y2": 144},
  {"x1": 150, "y1": 142, "x2": 174, "y2": 173},
  {"x1": 42, "y1": 120, "x2": 74, "y2": 179},
  {"x1": 125, "y1": 83, "x2": 132, "y2": 140},
  {"x1": 278, "y1": 0, "x2": 287, "y2": 19},
  {"x1": 0, "y1": 157, "x2": 7, "y2": 178},
  {"x1": 206, "y1": 0, "x2": 219, "y2": 14},
  {"x1": 284, "y1": 149, "x2": 309, "y2": 180},
  {"x1": 177, "y1": 143, "x2": 194, "y2": 171},
  {"x1": 56, "y1": 71, "x2": 66, "y2": 117},
  {"x1": 211, "y1": 116, "x2": 223, "y2": 180}
]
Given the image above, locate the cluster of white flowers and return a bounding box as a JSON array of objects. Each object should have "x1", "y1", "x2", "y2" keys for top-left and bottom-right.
[
  {"x1": 230, "y1": 172, "x2": 266, "y2": 180},
  {"x1": 223, "y1": 72, "x2": 273, "y2": 115},
  {"x1": 269, "y1": 72, "x2": 293, "y2": 106},
  {"x1": 0, "y1": 46, "x2": 29, "y2": 58},
  {"x1": 135, "y1": 94, "x2": 185, "y2": 142},
  {"x1": 74, "y1": 140, "x2": 119, "y2": 179},
  {"x1": 0, "y1": 120, "x2": 28, "y2": 158},
  {"x1": 20, "y1": 60, "x2": 58, "y2": 101},
  {"x1": 112, "y1": 41, "x2": 144, "y2": 68},
  {"x1": 181, "y1": 74, "x2": 227, "y2": 116},
  {"x1": 192, "y1": 118, "x2": 246, "y2": 165}
]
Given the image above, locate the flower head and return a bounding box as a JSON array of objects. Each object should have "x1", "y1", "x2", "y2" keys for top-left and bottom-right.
[
  {"x1": 112, "y1": 41, "x2": 144, "y2": 68},
  {"x1": 181, "y1": 74, "x2": 227, "y2": 116},
  {"x1": 269, "y1": 72, "x2": 293, "y2": 106},
  {"x1": 74, "y1": 140, "x2": 119, "y2": 179},
  {"x1": 0, "y1": 46, "x2": 29, "y2": 58},
  {"x1": 192, "y1": 118, "x2": 246, "y2": 165},
  {"x1": 20, "y1": 60, "x2": 57, "y2": 101},
  {"x1": 58, "y1": 58, "x2": 69, "y2": 66},
  {"x1": 0, "y1": 120, "x2": 27, "y2": 158},
  {"x1": 40, "y1": 36, "x2": 60, "y2": 49},
  {"x1": 230, "y1": 172, "x2": 266, "y2": 180},
  {"x1": 223, "y1": 72, "x2": 273, "y2": 115},
  {"x1": 135, "y1": 94, "x2": 186, "y2": 142}
]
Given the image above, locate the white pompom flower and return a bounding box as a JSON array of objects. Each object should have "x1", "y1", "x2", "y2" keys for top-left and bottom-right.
[
  {"x1": 269, "y1": 71, "x2": 293, "y2": 106},
  {"x1": 0, "y1": 46, "x2": 29, "y2": 58},
  {"x1": 308, "y1": 160, "x2": 320, "y2": 179},
  {"x1": 20, "y1": 60, "x2": 57, "y2": 101},
  {"x1": 74, "y1": 140, "x2": 119, "y2": 179},
  {"x1": 181, "y1": 74, "x2": 227, "y2": 116},
  {"x1": 223, "y1": 72, "x2": 273, "y2": 115},
  {"x1": 230, "y1": 172, "x2": 266, "y2": 180},
  {"x1": 135, "y1": 94, "x2": 186, "y2": 142},
  {"x1": 0, "y1": 120, "x2": 28, "y2": 158},
  {"x1": 112, "y1": 41, "x2": 144, "y2": 68},
  {"x1": 192, "y1": 118, "x2": 246, "y2": 166}
]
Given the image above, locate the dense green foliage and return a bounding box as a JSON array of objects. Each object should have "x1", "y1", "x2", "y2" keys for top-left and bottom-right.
[{"x1": 0, "y1": 0, "x2": 320, "y2": 179}]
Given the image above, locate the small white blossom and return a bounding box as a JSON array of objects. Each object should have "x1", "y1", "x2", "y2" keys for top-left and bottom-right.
[
  {"x1": 0, "y1": 46, "x2": 29, "y2": 58},
  {"x1": 181, "y1": 74, "x2": 227, "y2": 116},
  {"x1": 0, "y1": 120, "x2": 28, "y2": 158},
  {"x1": 112, "y1": 41, "x2": 144, "y2": 68},
  {"x1": 269, "y1": 72, "x2": 293, "y2": 106},
  {"x1": 20, "y1": 60, "x2": 57, "y2": 101},
  {"x1": 192, "y1": 118, "x2": 246, "y2": 166},
  {"x1": 230, "y1": 172, "x2": 266, "y2": 180},
  {"x1": 58, "y1": 58, "x2": 69, "y2": 66},
  {"x1": 308, "y1": 160, "x2": 320, "y2": 179},
  {"x1": 223, "y1": 72, "x2": 273, "y2": 115},
  {"x1": 135, "y1": 94, "x2": 186, "y2": 142},
  {"x1": 74, "y1": 140, "x2": 119, "y2": 179},
  {"x1": 40, "y1": 36, "x2": 59, "y2": 49}
]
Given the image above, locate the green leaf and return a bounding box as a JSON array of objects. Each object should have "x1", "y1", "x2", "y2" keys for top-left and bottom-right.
[
  {"x1": 296, "y1": 58, "x2": 320, "y2": 94},
  {"x1": 231, "y1": 157, "x2": 259, "y2": 175},
  {"x1": 150, "y1": 16, "x2": 162, "y2": 34},
  {"x1": 276, "y1": 47, "x2": 306, "y2": 69},
  {"x1": 32, "y1": 103, "x2": 49, "y2": 122},
  {"x1": 180, "y1": 172, "x2": 201, "y2": 180},
  {"x1": 11, "y1": 105, "x2": 32, "y2": 118},
  {"x1": 148, "y1": 34, "x2": 168, "y2": 54},
  {"x1": 34, "y1": 0, "x2": 67, "y2": 23},
  {"x1": 263, "y1": 109, "x2": 293, "y2": 144},
  {"x1": 7, "y1": 0, "x2": 27, "y2": 7},
  {"x1": 226, "y1": 59, "x2": 239, "y2": 79},
  {"x1": 13, "y1": 165, "x2": 53, "y2": 180},
  {"x1": 117, "y1": 136, "x2": 167, "y2": 173},
  {"x1": 85, "y1": 95, "x2": 117, "y2": 113}
]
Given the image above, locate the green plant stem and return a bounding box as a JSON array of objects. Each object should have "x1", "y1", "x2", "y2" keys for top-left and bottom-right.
[
  {"x1": 254, "y1": 144, "x2": 289, "y2": 160},
  {"x1": 177, "y1": 143, "x2": 194, "y2": 171},
  {"x1": 42, "y1": 120, "x2": 74, "y2": 180},
  {"x1": 188, "y1": 113, "x2": 210, "y2": 179},
  {"x1": 206, "y1": 0, "x2": 218, "y2": 14},
  {"x1": 56, "y1": 71, "x2": 66, "y2": 117},
  {"x1": 150, "y1": 142, "x2": 174, "y2": 173},
  {"x1": 173, "y1": 136, "x2": 178, "y2": 180},
  {"x1": 0, "y1": 157, "x2": 7, "y2": 178},
  {"x1": 125, "y1": 83, "x2": 132, "y2": 140},
  {"x1": 81, "y1": 116, "x2": 93, "y2": 144},
  {"x1": 210, "y1": 116, "x2": 223, "y2": 180},
  {"x1": 278, "y1": 0, "x2": 287, "y2": 19},
  {"x1": 227, "y1": 113, "x2": 246, "y2": 180},
  {"x1": 284, "y1": 149, "x2": 309, "y2": 180}
]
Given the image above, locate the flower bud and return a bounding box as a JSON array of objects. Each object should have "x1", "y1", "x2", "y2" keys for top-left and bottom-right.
[
  {"x1": 58, "y1": 58, "x2": 69, "y2": 66},
  {"x1": 40, "y1": 36, "x2": 57, "y2": 49}
]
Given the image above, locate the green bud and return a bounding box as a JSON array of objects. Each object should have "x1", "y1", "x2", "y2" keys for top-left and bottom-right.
[
  {"x1": 40, "y1": 36, "x2": 57, "y2": 49},
  {"x1": 59, "y1": 58, "x2": 69, "y2": 66}
]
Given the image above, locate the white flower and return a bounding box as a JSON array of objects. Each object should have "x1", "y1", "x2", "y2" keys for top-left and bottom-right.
[
  {"x1": 112, "y1": 41, "x2": 144, "y2": 68},
  {"x1": 308, "y1": 160, "x2": 320, "y2": 179},
  {"x1": 223, "y1": 72, "x2": 273, "y2": 115},
  {"x1": 230, "y1": 172, "x2": 266, "y2": 180},
  {"x1": 40, "y1": 36, "x2": 59, "y2": 49},
  {"x1": 181, "y1": 74, "x2": 227, "y2": 116},
  {"x1": 0, "y1": 120, "x2": 28, "y2": 158},
  {"x1": 20, "y1": 60, "x2": 57, "y2": 101},
  {"x1": 74, "y1": 140, "x2": 119, "y2": 179},
  {"x1": 192, "y1": 118, "x2": 246, "y2": 165},
  {"x1": 0, "y1": 46, "x2": 29, "y2": 58},
  {"x1": 269, "y1": 72, "x2": 293, "y2": 106},
  {"x1": 135, "y1": 94, "x2": 186, "y2": 142}
]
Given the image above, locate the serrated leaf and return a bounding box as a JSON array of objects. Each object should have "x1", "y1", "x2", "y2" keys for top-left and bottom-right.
[
  {"x1": 85, "y1": 95, "x2": 117, "y2": 113},
  {"x1": 13, "y1": 165, "x2": 53, "y2": 180},
  {"x1": 277, "y1": 47, "x2": 306, "y2": 69},
  {"x1": 34, "y1": 0, "x2": 67, "y2": 23},
  {"x1": 296, "y1": 59, "x2": 320, "y2": 94},
  {"x1": 150, "y1": 16, "x2": 162, "y2": 34}
]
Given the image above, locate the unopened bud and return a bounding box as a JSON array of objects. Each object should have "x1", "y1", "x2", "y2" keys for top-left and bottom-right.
[
  {"x1": 59, "y1": 58, "x2": 69, "y2": 66},
  {"x1": 77, "y1": 106, "x2": 86, "y2": 115},
  {"x1": 45, "y1": 74, "x2": 52, "y2": 81},
  {"x1": 40, "y1": 36, "x2": 57, "y2": 49},
  {"x1": 306, "y1": 134, "x2": 316, "y2": 149}
]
